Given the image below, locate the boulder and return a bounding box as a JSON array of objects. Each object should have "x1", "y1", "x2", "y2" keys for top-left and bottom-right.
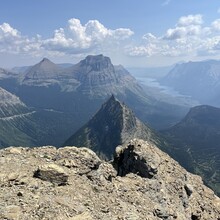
[{"x1": 33, "y1": 163, "x2": 68, "y2": 185}]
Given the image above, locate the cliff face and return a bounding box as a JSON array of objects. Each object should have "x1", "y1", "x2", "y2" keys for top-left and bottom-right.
[{"x1": 0, "y1": 139, "x2": 220, "y2": 220}]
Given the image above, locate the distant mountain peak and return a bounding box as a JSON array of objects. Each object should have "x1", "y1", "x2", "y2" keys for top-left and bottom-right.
[
  {"x1": 37, "y1": 57, "x2": 57, "y2": 66},
  {"x1": 41, "y1": 57, "x2": 51, "y2": 62},
  {"x1": 109, "y1": 94, "x2": 117, "y2": 102},
  {"x1": 22, "y1": 58, "x2": 61, "y2": 82}
]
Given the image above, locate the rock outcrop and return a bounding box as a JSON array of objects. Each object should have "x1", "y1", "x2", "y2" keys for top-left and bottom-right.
[{"x1": 0, "y1": 139, "x2": 220, "y2": 219}]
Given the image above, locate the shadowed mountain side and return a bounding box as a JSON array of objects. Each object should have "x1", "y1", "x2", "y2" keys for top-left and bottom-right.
[
  {"x1": 64, "y1": 95, "x2": 163, "y2": 159},
  {"x1": 161, "y1": 105, "x2": 220, "y2": 196}
]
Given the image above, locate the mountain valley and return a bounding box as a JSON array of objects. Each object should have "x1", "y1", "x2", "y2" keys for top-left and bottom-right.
[
  {"x1": 0, "y1": 55, "x2": 188, "y2": 147},
  {"x1": 1, "y1": 55, "x2": 220, "y2": 198}
]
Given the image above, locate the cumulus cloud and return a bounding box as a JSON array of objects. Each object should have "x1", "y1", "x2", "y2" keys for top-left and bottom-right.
[
  {"x1": 42, "y1": 18, "x2": 134, "y2": 54},
  {"x1": 211, "y1": 19, "x2": 220, "y2": 32},
  {"x1": 0, "y1": 23, "x2": 41, "y2": 54},
  {"x1": 163, "y1": 14, "x2": 203, "y2": 40},
  {"x1": 127, "y1": 14, "x2": 220, "y2": 59},
  {"x1": 178, "y1": 14, "x2": 203, "y2": 26},
  {"x1": 0, "y1": 19, "x2": 134, "y2": 58},
  {"x1": 2, "y1": 15, "x2": 220, "y2": 63}
]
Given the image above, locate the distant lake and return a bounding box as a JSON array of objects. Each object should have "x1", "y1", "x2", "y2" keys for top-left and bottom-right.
[{"x1": 136, "y1": 77, "x2": 190, "y2": 98}]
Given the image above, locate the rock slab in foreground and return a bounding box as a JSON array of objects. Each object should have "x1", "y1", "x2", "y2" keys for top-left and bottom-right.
[
  {"x1": 0, "y1": 140, "x2": 220, "y2": 219},
  {"x1": 33, "y1": 163, "x2": 69, "y2": 185}
]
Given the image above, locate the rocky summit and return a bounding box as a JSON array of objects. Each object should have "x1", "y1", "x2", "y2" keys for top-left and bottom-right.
[{"x1": 0, "y1": 139, "x2": 220, "y2": 220}]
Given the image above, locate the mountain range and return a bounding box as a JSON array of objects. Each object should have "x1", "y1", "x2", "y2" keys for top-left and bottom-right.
[
  {"x1": 160, "y1": 60, "x2": 220, "y2": 107},
  {"x1": 1, "y1": 54, "x2": 220, "y2": 198},
  {"x1": 0, "y1": 54, "x2": 188, "y2": 147}
]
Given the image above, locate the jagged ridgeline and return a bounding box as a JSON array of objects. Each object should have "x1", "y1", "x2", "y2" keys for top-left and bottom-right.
[
  {"x1": 0, "y1": 87, "x2": 36, "y2": 147},
  {"x1": 64, "y1": 95, "x2": 164, "y2": 159}
]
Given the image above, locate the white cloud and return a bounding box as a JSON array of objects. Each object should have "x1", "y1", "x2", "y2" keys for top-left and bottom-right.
[
  {"x1": 0, "y1": 19, "x2": 134, "y2": 58},
  {"x1": 127, "y1": 14, "x2": 220, "y2": 60},
  {"x1": 42, "y1": 18, "x2": 134, "y2": 54},
  {"x1": 0, "y1": 23, "x2": 19, "y2": 37},
  {"x1": 0, "y1": 23, "x2": 41, "y2": 55},
  {"x1": 211, "y1": 19, "x2": 220, "y2": 32},
  {"x1": 164, "y1": 25, "x2": 201, "y2": 40},
  {"x1": 127, "y1": 44, "x2": 158, "y2": 57},
  {"x1": 2, "y1": 15, "x2": 220, "y2": 65},
  {"x1": 142, "y1": 33, "x2": 157, "y2": 42},
  {"x1": 163, "y1": 14, "x2": 203, "y2": 40},
  {"x1": 178, "y1": 14, "x2": 203, "y2": 26}
]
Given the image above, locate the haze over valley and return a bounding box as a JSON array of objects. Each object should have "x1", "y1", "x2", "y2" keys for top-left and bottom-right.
[{"x1": 1, "y1": 1, "x2": 220, "y2": 219}]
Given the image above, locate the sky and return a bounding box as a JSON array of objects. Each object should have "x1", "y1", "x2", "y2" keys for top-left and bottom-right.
[{"x1": 1, "y1": 0, "x2": 220, "y2": 68}]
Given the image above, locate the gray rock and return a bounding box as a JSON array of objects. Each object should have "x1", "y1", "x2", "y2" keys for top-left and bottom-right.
[
  {"x1": 0, "y1": 140, "x2": 220, "y2": 219},
  {"x1": 33, "y1": 163, "x2": 68, "y2": 185},
  {"x1": 114, "y1": 140, "x2": 160, "y2": 178}
]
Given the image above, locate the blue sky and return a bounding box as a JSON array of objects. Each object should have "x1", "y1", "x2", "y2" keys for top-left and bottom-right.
[{"x1": 1, "y1": 0, "x2": 220, "y2": 68}]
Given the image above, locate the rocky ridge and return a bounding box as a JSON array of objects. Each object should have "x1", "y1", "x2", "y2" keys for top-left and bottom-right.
[
  {"x1": 0, "y1": 139, "x2": 220, "y2": 219},
  {"x1": 64, "y1": 95, "x2": 160, "y2": 159},
  {"x1": 0, "y1": 87, "x2": 29, "y2": 118}
]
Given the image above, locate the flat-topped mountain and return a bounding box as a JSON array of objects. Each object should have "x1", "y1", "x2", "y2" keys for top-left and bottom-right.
[
  {"x1": 0, "y1": 139, "x2": 220, "y2": 219},
  {"x1": 66, "y1": 54, "x2": 146, "y2": 97},
  {"x1": 162, "y1": 105, "x2": 220, "y2": 196},
  {"x1": 64, "y1": 95, "x2": 162, "y2": 159}
]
